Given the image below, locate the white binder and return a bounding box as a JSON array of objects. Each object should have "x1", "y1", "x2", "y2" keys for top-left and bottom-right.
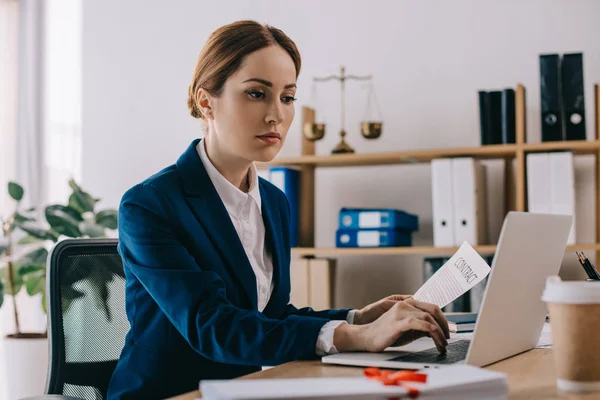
[
  {"x1": 431, "y1": 159, "x2": 455, "y2": 247},
  {"x1": 526, "y1": 153, "x2": 552, "y2": 214},
  {"x1": 451, "y1": 158, "x2": 488, "y2": 246},
  {"x1": 549, "y1": 152, "x2": 576, "y2": 244}
]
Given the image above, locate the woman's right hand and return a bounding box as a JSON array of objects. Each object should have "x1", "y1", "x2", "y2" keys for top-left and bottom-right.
[{"x1": 334, "y1": 300, "x2": 449, "y2": 354}]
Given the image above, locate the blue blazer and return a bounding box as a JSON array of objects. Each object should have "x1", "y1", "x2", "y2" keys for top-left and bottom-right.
[{"x1": 107, "y1": 139, "x2": 351, "y2": 400}]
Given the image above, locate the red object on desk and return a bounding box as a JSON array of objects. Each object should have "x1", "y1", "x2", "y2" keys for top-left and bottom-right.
[{"x1": 364, "y1": 367, "x2": 427, "y2": 398}]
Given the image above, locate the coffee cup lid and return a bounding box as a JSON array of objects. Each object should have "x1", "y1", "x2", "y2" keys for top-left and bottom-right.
[{"x1": 542, "y1": 276, "x2": 600, "y2": 304}]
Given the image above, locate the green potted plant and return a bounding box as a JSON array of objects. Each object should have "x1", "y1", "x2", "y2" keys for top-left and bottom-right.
[{"x1": 0, "y1": 180, "x2": 119, "y2": 399}]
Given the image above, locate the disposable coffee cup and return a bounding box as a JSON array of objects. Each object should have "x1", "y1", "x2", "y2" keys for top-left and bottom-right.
[{"x1": 542, "y1": 276, "x2": 600, "y2": 393}]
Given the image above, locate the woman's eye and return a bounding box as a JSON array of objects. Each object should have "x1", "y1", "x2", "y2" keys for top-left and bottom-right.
[
  {"x1": 282, "y1": 96, "x2": 297, "y2": 104},
  {"x1": 247, "y1": 90, "x2": 265, "y2": 99}
]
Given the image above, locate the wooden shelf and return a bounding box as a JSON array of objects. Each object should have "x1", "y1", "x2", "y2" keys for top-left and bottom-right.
[
  {"x1": 258, "y1": 144, "x2": 518, "y2": 169},
  {"x1": 522, "y1": 140, "x2": 600, "y2": 154},
  {"x1": 291, "y1": 243, "x2": 600, "y2": 257},
  {"x1": 258, "y1": 140, "x2": 600, "y2": 169}
]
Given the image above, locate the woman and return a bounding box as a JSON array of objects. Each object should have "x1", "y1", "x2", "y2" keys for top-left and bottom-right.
[{"x1": 107, "y1": 20, "x2": 449, "y2": 400}]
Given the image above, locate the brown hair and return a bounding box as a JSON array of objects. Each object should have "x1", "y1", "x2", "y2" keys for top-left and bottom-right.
[{"x1": 187, "y1": 20, "x2": 301, "y2": 120}]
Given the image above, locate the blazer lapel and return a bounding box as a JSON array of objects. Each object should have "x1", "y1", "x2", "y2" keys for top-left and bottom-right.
[
  {"x1": 260, "y1": 181, "x2": 286, "y2": 315},
  {"x1": 175, "y1": 139, "x2": 258, "y2": 308}
]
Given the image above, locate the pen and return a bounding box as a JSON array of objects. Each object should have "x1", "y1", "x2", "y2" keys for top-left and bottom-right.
[
  {"x1": 575, "y1": 251, "x2": 592, "y2": 279},
  {"x1": 575, "y1": 251, "x2": 595, "y2": 279},
  {"x1": 576, "y1": 251, "x2": 600, "y2": 280},
  {"x1": 580, "y1": 251, "x2": 600, "y2": 280}
]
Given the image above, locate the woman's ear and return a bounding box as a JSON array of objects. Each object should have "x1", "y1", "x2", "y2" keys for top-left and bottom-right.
[{"x1": 197, "y1": 88, "x2": 214, "y2": 120}]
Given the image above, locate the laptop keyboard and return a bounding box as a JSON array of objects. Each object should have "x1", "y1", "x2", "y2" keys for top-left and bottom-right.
[{"x1": 387, "y1": 339, "x2": 471, "y2": 364}]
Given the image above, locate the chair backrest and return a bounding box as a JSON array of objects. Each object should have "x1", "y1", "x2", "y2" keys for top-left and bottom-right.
[{"x1": 46, "y1": 239, "x2": 129, "y2": 400}]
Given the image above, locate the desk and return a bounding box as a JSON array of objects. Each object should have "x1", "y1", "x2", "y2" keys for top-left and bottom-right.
[{"x1": 167, "y1": 348, "x2": 598, "y2": 399}]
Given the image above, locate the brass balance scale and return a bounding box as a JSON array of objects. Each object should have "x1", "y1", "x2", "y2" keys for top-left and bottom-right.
[{"x1": 303, "y1": 66, "x2": 383, "y2": 154}]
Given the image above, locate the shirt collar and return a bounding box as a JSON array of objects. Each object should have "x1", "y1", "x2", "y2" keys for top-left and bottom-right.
[{"x1": 197, "y1": 139, "x2": 262, "y2": 218}]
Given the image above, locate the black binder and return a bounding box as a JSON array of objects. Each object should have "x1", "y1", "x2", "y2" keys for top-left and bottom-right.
[
  {"x1": 478, "y1": 91, "x2": 493, "y2": 145},
  {"x1": 561, "y1": 53, "x2": 586, "y2": 141},
  {"x1": 501, "y1": 89, "x2": 516, "y2": 144},
  {"x1": 488, "y1": 91, "x2": 503, "y2": 144},
  {"x1": 540, "y1": 54, "x2": 564, "y2": 141}
]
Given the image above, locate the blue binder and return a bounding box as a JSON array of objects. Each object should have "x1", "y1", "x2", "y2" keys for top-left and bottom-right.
[
  {"x1": 268, "y1": 167, "x2": 300, "y2": 247},
  {"x1": 338, "y1": 208, "x2": 419, "y2": 232},
  {"x1": 336, "y1": 228, "x2": 412, "y2": 248}
]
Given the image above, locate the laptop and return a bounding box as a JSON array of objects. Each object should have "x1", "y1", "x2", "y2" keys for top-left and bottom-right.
[{"x1": 322, "y1": 211, "x2": 573, "y2": 369}]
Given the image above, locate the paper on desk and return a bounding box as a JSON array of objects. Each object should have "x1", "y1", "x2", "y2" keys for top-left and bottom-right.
[
  {"x1": 199, "y1": 364, "x2": 508, "y2": 399},
  {"x1": 536, "y1": 322, "x2": 553, "y2": 348},
  {"x1": 413, "y1": 241, "x2": 491, "y2": 308}
]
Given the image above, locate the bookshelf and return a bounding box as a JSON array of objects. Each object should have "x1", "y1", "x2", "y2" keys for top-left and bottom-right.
[
  {"x1": 291, "y1": 243, "x2": 600, "y2": 257},
  {"x1": 260, "y1": 83, "x2": 600, "y2": 262},
  {"x1": 258, "y1": 140, "x2": 600, "y2": 168}
]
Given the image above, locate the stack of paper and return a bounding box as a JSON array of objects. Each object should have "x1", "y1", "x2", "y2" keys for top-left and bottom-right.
[{"x1": 199, "y1": 364, "x2": 508, "y2": 399}]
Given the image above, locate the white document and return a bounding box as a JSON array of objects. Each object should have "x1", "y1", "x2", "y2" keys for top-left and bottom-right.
[
  {"x1": 452, "y1": 158, "x2": 488, "y2": 246},
  {"x1": 549, "y1": 152, "x2": 576, "y2": 245},
  {"x1": 200, "y1": 364, "x2": 508, "y2": 399},
  {"x1": 536, "y1": 322, "x2": 553, "y2": 348},
  {"x1": 413, "y1": 242, "x2": 491, "y2": 308},
  {"x1": 431, "y1": 158, "x2": 455, "y2": 247}
]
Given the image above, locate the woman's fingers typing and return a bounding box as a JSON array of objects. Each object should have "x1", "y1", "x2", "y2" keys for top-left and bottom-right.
[
  {"x1": 389, "y1": 302, "x2": 448, "y2": 353},
  {"x1": 404, "y1": 298, "x2": 450, "y2": 339},
  {"x1": 397, "y1": 316, "x2": 447, "y2": 354},
  {"x1": 356, "y1": 300, "x2": 449, "y2": 354},
  {"x1": 417, "y1": 312, "x2": 448, "y2": 352}
]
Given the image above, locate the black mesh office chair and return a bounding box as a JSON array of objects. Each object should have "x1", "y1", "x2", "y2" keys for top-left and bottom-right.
[{"x1": 38, "y1": 238, "x2": 129, "y2": 400}]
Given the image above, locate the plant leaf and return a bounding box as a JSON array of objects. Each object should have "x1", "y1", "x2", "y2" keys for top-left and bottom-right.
[
  {"x1": 68, "y1": 179, "x2": 81, "y2": 192},
  {"x1": 8, "y1": 182, "x2": 24, "y2": 201},
  {"x1": 17, "y1": 222, "x2": 60, "y2": 241},
  {"x1": 16, "y1": 248, "x2": 49, "y2": 266},
  {"x1": 68, "y1": 180, "x2": 99, "y2": 214},
  {"x1": 47, "y1": 205, "x2": 83, "y2": 222},
  {"x1": 18, "y1": 264, "x2": 45, "y2": 276},
  {"x1": 41, "y1": 289, "x2": 46, "y2": 313},
  {"x1": 69, "y1": 192, "x2": 95, "y2": 214},
  {"x1": 79, "y1": 222, "x2": 105, "y2": 238},
  {"x1": 95, "y1": 209, "x2": 118, "y2": 230},
  {"x1": 25, "y1": 272, "x2": 45, "y2": 296},
  {"x1": 45, "y1": 206, "x2": 82, "y2": 237},
  {"x1": 17, "y1": 235, "x2": 44, "y2": 245},
  {"x1": 14, "y1": 211, "x2": 36, "y2": 224},
  {"x1": 0, "y1": 265, "x2": 24, "y2": 295}
]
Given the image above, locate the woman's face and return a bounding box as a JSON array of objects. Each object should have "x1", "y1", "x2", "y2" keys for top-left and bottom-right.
[{"x1": 205, "y1": 45, "x2": 297, "y2": 163}]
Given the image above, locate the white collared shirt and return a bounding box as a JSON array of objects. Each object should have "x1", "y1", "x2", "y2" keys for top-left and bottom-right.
[{"x1": 197, "y1": 139, "x2": 354, "y2": 355}]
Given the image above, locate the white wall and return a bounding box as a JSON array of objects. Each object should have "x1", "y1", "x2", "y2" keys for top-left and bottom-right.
[{"x1": 82, "y1": 0, "x2": 600, "y2": 309}]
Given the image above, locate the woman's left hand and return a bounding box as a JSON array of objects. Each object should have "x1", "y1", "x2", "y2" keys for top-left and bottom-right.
[{"x1": 353, "y1": 294, "x2": 413, "y2": 325}]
